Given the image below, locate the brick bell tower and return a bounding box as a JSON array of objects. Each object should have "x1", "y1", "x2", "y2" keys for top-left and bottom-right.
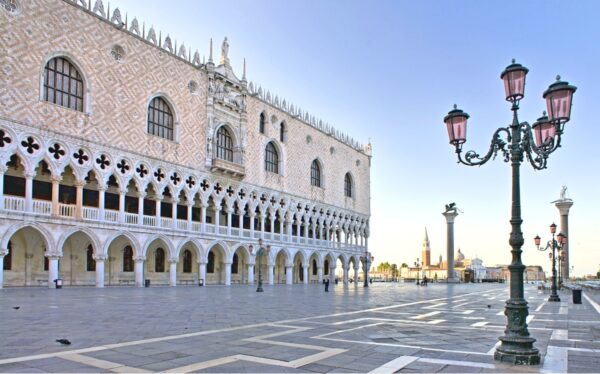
[{"x1": 422, "y1": 228, "x2": 431, "y2": 267}]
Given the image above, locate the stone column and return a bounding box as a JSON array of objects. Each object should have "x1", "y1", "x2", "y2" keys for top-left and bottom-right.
[
  {"x1": 94, "y1": 254, "x2": 106, "y2": 288},
  {"x1": 187, "y1": 203, "x2": 193, "y2": 231},
  {"x1": 199, "y1": 261, "x2": 207, "y2": 285},
  {"x1": 98, "y1": 185, "x2": 106, "y2": 221},
  {"x1": 354, "y1": 265, "x2": 360, "y2": 285},
  {"x1": 51, "y1": 176, "x2": 61, "y2": 217},
  {"x1": 267, "y1": 264, "x2": 274, "y2": 285},
  {"x1": 138, "y1": 192, "x2": 145, "y2": 226},
  {"x1": 0, "y1": 249, "x2": 6, "y2": 289},
  {"x1": 285, "y1": 265, "x2": 293, "y2": 285},
  {"x1": 247, "y1": 263, "x2": 255, "y2": 284},
  {"x1": 555, "y1": 199, "x2": 573, "y2": 281},
  {"x1": 226, "y1": 208, "x2": 233, "y2": 236},
  {"x1": 238, "y1": 209, "x2": 244, "y2": 237},
  {"x1": 75, "y1": 181, "x2": 84, "y2": 219},
  {"x1": 134, "y1": 257, "x2": 145, "y2": 287},
  {"x1": 330, "y1": 266, "x2": 336, "y2": 284},
  {"x1": 224, "y1": 262, "x2": 232, "y2": 285},
  {"x1": 343, "y1": 265, "x2": 349, "y2": 285},
  {"x1": 260, "y1": 214, "x2": 266, "y2": 239},
  {"x1": 172, "y1": 200, "x2": 178, "y2": 229},
  {"x1": 169, "y1": 260, "x2": 177, "y2": 286},
  {"x1": 303, "y1": 265, "x2": 309, "y2": 284},
  {"x1": 25, "y1": 172, "x2": 34, "y2": 212},
  {"x1": 118, "y1": 188, "x2": 126, "y2": 223},
  {"x1": 442, "y1": 209, "x2": 460, "y2": 283},
  {"x1": 214, "y1": 206, "x2": 220, "y2": 230},
  {"x1": 155, "y1": 196, "x2": 162, "y2": 228},
  {"x1": 249, "y1": 211, "x2": 256, "y2": 238},
  {"x1": 279, "y1": 219, "x2": 284, "y2": 241},
  {"x1": 47, "y1": 255, "x2": 60, "y2": 288},
  {"x1": 287, "y1": 218, "x2": 293, "y2": 243},
  {"x1": 317, "y1": 266, "x2": 323, "y2": 283},
  {"x1": 200, "y1": 203, "x2": 207, "y2": 233},
  {"x1": 0, "y1": 166, "x2": 5, "y2": 210}
]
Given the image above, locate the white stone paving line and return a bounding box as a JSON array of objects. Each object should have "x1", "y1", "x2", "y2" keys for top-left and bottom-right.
[
  {"x1": 541, "y1": 346, "x2": 568, "y2": 373},
  {"x1": 583, "y1": 292, "x2": 600, "y2": 315},
  {"x1": 368, "y1": 355, "x2": 419, "y2": 373},
  {"x1": 0, "y1": 288, "x2": 502, "y2": 367},
  {"x1": 535, "y1": 301, "x2": 547, "y2": 312},
  {"x1": 61, "y1": 354, "x2": 149, "y2": 373},
  {"x1": 411, "y1": 311, "x2": 441, "y2": 319}
]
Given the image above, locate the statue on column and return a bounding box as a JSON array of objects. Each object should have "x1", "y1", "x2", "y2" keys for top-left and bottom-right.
[{"x1": 220, "y1": 37, "x2": 229, "y2": 66}]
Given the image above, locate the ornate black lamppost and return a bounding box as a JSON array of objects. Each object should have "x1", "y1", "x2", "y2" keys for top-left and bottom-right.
[
  {"x1": 443, "y1": 60, "x2": 576, "y2": 365},
  {"x1": 253, "y1": 239, "x2": 270, "y2": 293},
  {"x1": 414, "y1": 259, "x2": 422, "y2": 285},
  {"x1": 534, "y1": 224, "x2": 567, "y2": 302},
  {"x1": 557, "y1": 249, "x2": 566, "y2": 288},
  {"x1": 360, "y1": 251, "x2": 372, "y2": 287}
]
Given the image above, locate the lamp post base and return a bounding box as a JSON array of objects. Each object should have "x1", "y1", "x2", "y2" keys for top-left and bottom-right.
[
  {"x1": 446, "y1": 278, "x2": 460, "y2": 283},
  {"x1": 494, "y1": 300, "x2": 540, "y2": 365},
  {"x1": 494, "y1": 340, "x2": 540, "y2": 365},
  {"x1": 548, "y1": 294, "x2": 560, "y2": 302}
]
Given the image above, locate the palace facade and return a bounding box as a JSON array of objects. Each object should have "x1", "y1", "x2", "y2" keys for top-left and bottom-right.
[{"x1": 0, "y1": 0, "x2": 372, "y2": 287}]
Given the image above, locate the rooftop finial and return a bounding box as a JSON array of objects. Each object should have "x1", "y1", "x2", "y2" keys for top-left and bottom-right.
[
  {"x1": 242, "y1": 58, "x2": 247, "y2": 81},
  {"x1": 556, "y1": 74, "x2": 561, "y2": 81},
  {"x1": 453, "y1": 104, "x2": 457, "y2": 109},
  {"x1": 512, "y1": 58, "x2": 516, "y2": 64},
  {"x1": 208, "y1": 38, "x2": 213, "y2": 63}
]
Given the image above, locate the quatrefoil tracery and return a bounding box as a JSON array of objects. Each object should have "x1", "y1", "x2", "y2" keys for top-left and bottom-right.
[{"x1": 48, "y1": 143, "x2": 65, "y2": 160}]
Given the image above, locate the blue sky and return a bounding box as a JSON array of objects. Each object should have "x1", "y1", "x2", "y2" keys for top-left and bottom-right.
[{"x1": 111, "y1": 0, "x2": 599, "y2": 276}]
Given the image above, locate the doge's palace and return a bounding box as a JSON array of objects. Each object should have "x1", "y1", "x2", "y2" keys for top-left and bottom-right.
[{"x1": 0, "y1": 0, "x2": 371, "y2": 288}]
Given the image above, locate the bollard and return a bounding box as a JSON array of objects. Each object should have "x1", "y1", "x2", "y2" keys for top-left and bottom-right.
[
  {"x1": 144, "y1": 279, "x2": 150, "y2": 288},
  {"x1": 572, "y1": 289, "x2": 582, "y2": 304}
]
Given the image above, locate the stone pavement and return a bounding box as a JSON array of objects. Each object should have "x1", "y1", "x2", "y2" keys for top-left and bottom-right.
[{"x1": 0, "y1": 283, "x2": 598, "y2": 373}]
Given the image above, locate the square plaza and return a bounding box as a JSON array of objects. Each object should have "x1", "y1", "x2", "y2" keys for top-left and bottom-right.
[{"x1": 1, "y1": 283, "x2": 599, "y2": 373}]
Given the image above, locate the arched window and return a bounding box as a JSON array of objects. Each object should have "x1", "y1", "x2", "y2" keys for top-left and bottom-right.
[
  {"x1": 231, "y1": 253, "x2": 239, "y2": 274},
  {"x1": 311, "y1": 160, "x2": 321, "y2": 187},
  {"x1": 43, "y1": 57, "x2": 84, "y2": 111},
  {"x1": 183, "y1": 250, "x2": 192, "y2": 273},
  {"x1": 265, "y1": 142, "x2": 279, "y2": 174},
  {"x1": 279, "y1": 122, "x2": 286, "y2": 142},
  {"x1": 123, "y1": 246, "x2": 134, "y2": 272},
  {"x1": 207, "y1": 251, "x2": 215, "y2": 273},
  {"x1": 3, "y1": 241, "x2": 12, "y2": 271},
  {"x1": 147, "y1": 97, "x2": 174, "y2": 140},
  {"x1": 324, "y1": 260, "x2": 329, "y2": 275},
  {"x1": 86, "y1": 244, "x2": 95, "y2": 272},
  {"x1": 259, "y1": 112, "x2": 266, "y2": 134},
  {"x1": 216, "y1": 127, "x2": 233, "y2": 162},
  {"x1": 312, "y1": 259, "x2": 317, "y2": 275},
  {"x1": 344, "y1": 173, "x2": 353, "y2": 198},
  {"x1": 155, "y1": 248, "x2": 165, "y2": 272}
]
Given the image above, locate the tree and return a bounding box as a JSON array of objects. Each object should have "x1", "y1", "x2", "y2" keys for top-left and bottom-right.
[{"x1": 401, "y1": 263, "x2": 408, "y2": 268}]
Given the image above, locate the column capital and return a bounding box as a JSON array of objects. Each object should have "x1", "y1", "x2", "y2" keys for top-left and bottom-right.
[
  {"x1": 93, "y1": 254, "x2": 108, "y2": 261},
  {"x1": 555, "y1": 200, "x2": 574, "y2": 215},
  {"x1": 45, "y1": 253, "x2": 61, "y2": 260},
  {"x1": 24, "y1": 172, "x2": 36, "y2": 179},
  {"x1": 154, "y1": 195, "x2": 164, "y2": 201},
  {"x1": 0, "y1": 248, "x2": 7, "y2": 257},
  {"x1": 442, "y1": 210, "x2": 459, "y2": 222},
  {"x1": 168, "y1": 258, "x2": 178, "y2": 264},
  {"x1": 133, "y1": 256, "x2": 146, "y2": 262},
  {"x1": 51, "y1": 175, "x2": 63, "y2": 183},
  {"x1": 0, "y1": 165, "x2": 7, "y2": 174},
  {"x1": 74, "y1": 180, "x2": 86, "y2": 188},
  {"x1": 137, "y1": 192, "x2": 147, "y2": 199},
  {"x1": 97, "y1": 184, "x2": 108, "y2": 192}
]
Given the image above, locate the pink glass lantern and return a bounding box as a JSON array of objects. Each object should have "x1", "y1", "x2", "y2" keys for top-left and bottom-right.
[
  {"x1": 548, "y1": 252, "x2": 553, "y2": 260},
  {"x1": 444, "y1": 105, "x2": 469, "y2": 145},
  {"x1": 532, "y1": 112, "x2": 556, "y2": 148},
  {"x1": 550, "y1": 223, "x2": 557, "y2": 234},
  {"x1": 543, "y1": 76, "x2": 577, "y2": 124},
  {"x1": 534, "y1": 235, "x2": 541, "y2": 247},
  {"x1": 500, "y1": 60, "x2": 529, "y2": 102},
  {"x1": 557, "y1": 232, "x2": 564, "y2": 244},
  {"x1": 560, "y1": 234, "x2": 568, "y2": 245}
]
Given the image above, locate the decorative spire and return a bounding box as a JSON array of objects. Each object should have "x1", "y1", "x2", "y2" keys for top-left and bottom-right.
[
  {"x1": 242, "y1": 58, "x2": 247, "y2": 81},
  {"x1": 208, "y1": 38, "x2": 213, "y2": 64}
]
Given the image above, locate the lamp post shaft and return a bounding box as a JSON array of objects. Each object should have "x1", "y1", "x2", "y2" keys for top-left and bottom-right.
[
  {"x1": 494, "y1": 108, "x2": 540, "y2": 365},
  {"x1": 549, "y1": 238, "x2": 560, "y2": 301}
]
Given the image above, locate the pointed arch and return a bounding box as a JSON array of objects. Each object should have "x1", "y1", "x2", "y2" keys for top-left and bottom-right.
[
  {"x1": 55, "y1": 227, "x2": 101, "y2": 257},
  {"x1": 102, "y1": 231, "x2": 141, "y2": 258},
  {"x1": 40, "y1": 53, "x2": 89, "y2": 113},
  {"x1": 142, "y1": 234, "x2": 175, "y2": 259},
  {"x1": 1, "y1": 222, "x2": 54, "y2": 254}
]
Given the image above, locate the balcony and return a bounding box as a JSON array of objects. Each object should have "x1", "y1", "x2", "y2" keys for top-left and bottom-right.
[
  {"x1": 211, "y1": 158, "x2": 245, "y2": 177},
  {"x1": 1, "y1": 195, "x2": 366, "y2": 253}
]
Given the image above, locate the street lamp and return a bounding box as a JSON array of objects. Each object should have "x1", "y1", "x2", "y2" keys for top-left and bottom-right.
[
  {"x1": 557, "y1": 250, "x2": 566, "y2": 288},
  {"x1": 414, "y1": 259, "x2": 422, "y2": 285},
  {"x1": 443, "y1": 60, "x2": 576, "y2": 365},
  {"x1": 253, "y1": 239, "x2": 270, "y2": 292},
  {"x1": 360, "y1": 251, "x2": 372, "y2": 287},
  {"x1": 535, "y1": 226, "x2": 567, "y2": 301}
]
